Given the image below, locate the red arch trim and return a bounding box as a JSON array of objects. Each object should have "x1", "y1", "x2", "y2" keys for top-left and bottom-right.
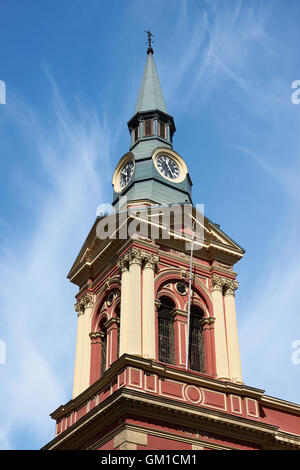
[
  {"x1": 155, "y1": 272, "x2": 213, "y2": 317},
  {"x1": 92, "y1": 281, "x2": 121, "y2": 331}
]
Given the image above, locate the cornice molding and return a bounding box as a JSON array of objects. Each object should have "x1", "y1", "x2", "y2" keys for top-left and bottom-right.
[
  {"x1": 68, "y1": 213, "x2": 244, "y2": 287},
  {"x1": 88, "y1": 422, "x2": 242, "y2": 451},
  {"x1": 43, "y1": 384, "x2": 300, "y2": 450},
  {"x1": 44, "y1": 355, "x2": 300, "y2": 451},
  {"x1": 50, "y1": 354, "x2": 267, "y2": 421},
  {"x1": 261, "y1": 395, "x2": 300, "y2": 414}
]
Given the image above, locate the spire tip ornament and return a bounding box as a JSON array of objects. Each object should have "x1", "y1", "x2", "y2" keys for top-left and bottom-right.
[{"x1": 145, "y1": 29, "x2": 154, "y2": 54}]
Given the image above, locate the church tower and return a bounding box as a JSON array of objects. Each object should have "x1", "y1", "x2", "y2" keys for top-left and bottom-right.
[{"x1": 43, "y1": 37, "x2": 300, "y2": 451}]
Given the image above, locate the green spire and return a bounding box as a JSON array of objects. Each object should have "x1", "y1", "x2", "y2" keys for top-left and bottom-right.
[{"x1": 135, "y1": 50, "x2": 167, "y2": 114}]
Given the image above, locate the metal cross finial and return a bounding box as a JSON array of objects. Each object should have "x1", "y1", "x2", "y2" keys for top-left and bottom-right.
[{"x1": 145, "y1": 30, "x2": 154, "y2": 54}]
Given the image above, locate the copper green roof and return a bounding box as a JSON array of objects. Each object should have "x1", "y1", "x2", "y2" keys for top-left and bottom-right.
[{"x1": 135, "y1": 52, "x2": 167, "y2": 114}]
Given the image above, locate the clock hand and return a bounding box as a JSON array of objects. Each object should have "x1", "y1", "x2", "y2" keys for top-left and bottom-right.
[
  {"x1": 122, "y1": 167, "x2": 131, "y2": 178},
  {"x1": 166, "y1": 160, "x2": 175, "y2": 178}
]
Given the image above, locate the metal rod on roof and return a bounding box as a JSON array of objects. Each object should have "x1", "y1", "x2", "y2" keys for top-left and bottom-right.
[{"x1": 185, "y1": 222, "x2": 195, "y2": 369}]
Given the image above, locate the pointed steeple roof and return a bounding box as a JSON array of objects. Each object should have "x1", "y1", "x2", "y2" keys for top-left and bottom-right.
[
  {"x1": 135, "y1": 51, "x2": 167, "y2": 114},
  {"x1": 119, "y1": 37, "x2": 191, "y2": 207}
]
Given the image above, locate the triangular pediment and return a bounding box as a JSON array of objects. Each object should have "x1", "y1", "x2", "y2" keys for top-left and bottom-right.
[
  {"x1": 204, "y1": 217, "x2": 245, "y2": 254},
  {"x1": 68, "y1": 207, "x2": 245, "y2": 287}
]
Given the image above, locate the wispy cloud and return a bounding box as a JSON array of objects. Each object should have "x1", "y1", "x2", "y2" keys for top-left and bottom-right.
[
  {"x1": 161, "y1": 0, "x2": 273, "y2": 110},
  {"x1": 160, "y1": 1, "x2": 300, "y2": 402},
  {"x1": 238, "y1": 214, "x2": 300, "y2": 402},
  {"x1": 1, "y1": 0, "x2": 300, "y2": 449},
  {"x1": 0, "y1": 77, "x2": 113, "y2": 449},
  {"x1": 233, "y1": 143, "x2": 300, "y2": 204},
  {"x1": 234, "y1": 124, "x2": 300, "y2": 402}
]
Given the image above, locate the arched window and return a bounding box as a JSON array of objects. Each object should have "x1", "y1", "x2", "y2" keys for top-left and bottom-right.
[
  {"x1": 159, "y1": 121, "x2": 166, "y2": 139},
  {"x1": 158, "y1": 296, "x2": 174, "y2": 365},
  {"x1": 99, "y1": 318, "x2": 107, "y2": 377},
  {"x1": 143, "y1": 118, "x2": 153, "y2": 136},
  {"x1": 188, "y1": 305, "x2": 205, "y2": 373}
]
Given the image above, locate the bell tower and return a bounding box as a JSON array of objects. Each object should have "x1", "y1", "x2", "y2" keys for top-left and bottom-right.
[
  {"x1": 43, "y1": 37, "x2": 300, "y2": 451},
  {"x1": 112, "y1": 32, "x2": 192, "y2": 208}
]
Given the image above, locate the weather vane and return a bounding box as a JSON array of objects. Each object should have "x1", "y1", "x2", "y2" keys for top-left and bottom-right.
[{"x1": 145, "y1": 29, "x2": 154, "y2": 54}]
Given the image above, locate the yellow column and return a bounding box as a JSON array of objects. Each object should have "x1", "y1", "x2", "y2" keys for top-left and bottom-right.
[
  {"x1": 72, "y1": 307, "x2": 84, "y2": 398},
  {"x1": 127, "y1": 249, "x2": 142, "y2": 355},
  {"x1": 224, "y1": 281, "x2": 243, "y2": 384},
  {"x1": 142, "y1": 254, "x2": 158, "y2": 360},
  {"x1": 118, "y1": 259, "x2": 130, "y2": 356},
  {"x1": 72, "y1": 292, "x2": 94, "y2": 398},
  {"x1": 118, "y1": 248, "x2": 143, "y2": 356},
  {"x1": 211, "y1": 275, "x2": 230, "y2": 381}
]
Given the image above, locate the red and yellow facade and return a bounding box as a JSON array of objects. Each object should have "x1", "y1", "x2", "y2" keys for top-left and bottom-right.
[
  {"x1": 45, "y1": 354, "x2": 300, "y2": 450},
  {"x1": 43, "y1": 219, "x2": 300, "y2": 450}
]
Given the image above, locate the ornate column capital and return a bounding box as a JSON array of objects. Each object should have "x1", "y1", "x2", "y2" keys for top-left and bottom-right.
[
  {"x1": 119, "y1": 248, "x2": 158, "y2": 270},
  {"x1": 202, "y1": 316, "x2": 215, "y2": 325},
  {"x1": 89, "y1": 331, "x2": 102, "y2": 340},
  {"x1": 126, "y1": 247, "x2": 143, "y2": 266},
  {"x1": 211, "y1": 274, "x2": 224, "y2": 292},
  {"x1": 75, "y1": 292, "x2": 94, "y2": 315},
  {"x1": 143, "y1": 253, "x2": 159, "y2": 270},
  {"x1": 211, "y1": 274, "x2": 238, "y2": 295},
  {"x1": 117, "y1": 258, "x2": 129, "y2": 273},
  {"x1": 224, "y1": 280, "x2": 239, "y2": 296}
]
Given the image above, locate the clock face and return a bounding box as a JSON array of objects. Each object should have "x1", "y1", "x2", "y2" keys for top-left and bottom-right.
[
  {"x1": 120, "y1": 161, "x2": 134, "y2": 188},
  {"x1": 156, "y1": 155, "x2": 180, "y2": 180}
]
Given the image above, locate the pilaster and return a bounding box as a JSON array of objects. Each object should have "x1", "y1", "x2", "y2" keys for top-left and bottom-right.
[
  {"x1": 142, "y1": 253, "x2": 159, "y2": 359},
  {"x1": 153, "y1": 114, "x2": 158, "y2": 136},
  {"x1": 118, "y1": 259, "x2": 130, "y2": 356},
  {"x1": 211, "y1": 275, "x2": 230, "y2": 381},
  {"x1": 224, "y1": 280, "x2": 243, "y2": 384},
  {"x1": 211, "y1": 274, "x2": 243, "y2": 383},
  {"x1": 89, "y1": 332, "x2": 102, "y2": 384},
  {"x1": 118, "y1": 247, "x2": 159, "y2": 359},
  {"x1": 106, "y1": 317, "x2": 120, "y2": 367},
  {"x1": 73, "y1": 292, "x2": 94, "y2": 398},
  {"x1": 127, "y1": 249, "x2": 143, "y2": 355},
  {"x1": 138, "y1": 117, "x2": 143, "y2": 140},
  {"x1": 166, "y1": 121, "x2": 171, "y2": 141},
  {"x1": 114, "y1": 429, "x2": 148, "y2": 450}
]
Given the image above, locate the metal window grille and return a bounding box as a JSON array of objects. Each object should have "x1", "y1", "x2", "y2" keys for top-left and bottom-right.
[
  {"x1": 158, "y1": 308, "x2": 174, "y2": 364},
  {"x1": 117, "y1": 325, "x2": 120, "y2": 359},
  {"x1": 100, "y1": 330, "x2": 107, "y2": 377},
  {"x1": 189, "y1": 310, "x2": 205, "y2": 372},
  {"x1": 115, "y1": 308, "x2": 120, "y2": 359}
]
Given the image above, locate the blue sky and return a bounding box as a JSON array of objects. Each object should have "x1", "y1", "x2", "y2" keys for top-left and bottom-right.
[{"x1": 1, "y1": 0, "x2": 300, "y2": 449}]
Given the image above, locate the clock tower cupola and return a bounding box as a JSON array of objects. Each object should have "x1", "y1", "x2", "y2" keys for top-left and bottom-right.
[{"x1": 112, "y1": 32, "x2": 192, "y2": 207}]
